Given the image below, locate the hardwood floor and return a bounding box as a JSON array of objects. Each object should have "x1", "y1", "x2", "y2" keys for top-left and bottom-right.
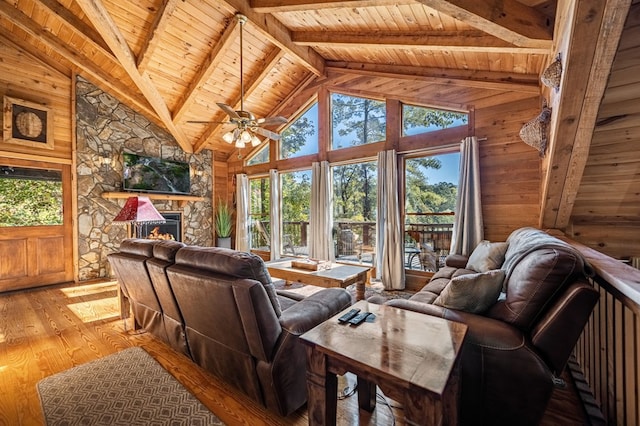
[{"x1": 0, "y1": 281, "x2": 589, "y2": 425}]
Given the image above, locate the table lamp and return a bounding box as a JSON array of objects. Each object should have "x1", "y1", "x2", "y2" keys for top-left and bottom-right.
[{"x1": 112, "y1": 196, "x2": 165, "y2": 238}]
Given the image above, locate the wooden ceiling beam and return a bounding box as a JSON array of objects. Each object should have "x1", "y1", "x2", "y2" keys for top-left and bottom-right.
[
  {"x1": 250, "y1": 0, "x2": 416, "y2": 13},
  {"x1": 540, "y1": 0, "x2": 632, "y2": 229},
  {"x1": 326, "y1": 61, "x2": 540, "y2": 93},
  {"x1": 137, "y1": 0, "x2": 181, "y2": 73},
  {"x1": 414, "y1": 0, "x2": 553, "y2": 48},
  {"x1": 218, "y1": 0, "x2": 325, "y2": 76},
  {"x1": 292, "y1": 30, "x2": 550, "y2": 54},
  {"x1": 193, "y1": 47, "x2": 285, "y2": 152},
  {"x1": 0, "y1": 2, "x2": 157, "y2": 121},
  {"x1": 172, "y1": 18, "x2": 240, "y2": 124},
  {"x1": 34, "y1": 0, "x2": 113, "y2": 57},
  {"x1": 75, "y1": 0, "x2": 193, "y2": 153}
]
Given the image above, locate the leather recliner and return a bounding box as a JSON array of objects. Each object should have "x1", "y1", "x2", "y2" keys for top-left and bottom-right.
[
  {"x1": 384, "y1": 228, "x2": 599, "y2": 426},
  {"x1": 164, "y1": 245, "x2": 352, "y2": 416}
]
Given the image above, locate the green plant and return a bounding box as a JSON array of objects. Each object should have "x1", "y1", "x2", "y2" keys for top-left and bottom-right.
[{"x1": 215, "y1": 199, "x2": 233, "y2": 238}]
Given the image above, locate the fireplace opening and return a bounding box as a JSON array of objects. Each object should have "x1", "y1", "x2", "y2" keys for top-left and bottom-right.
[{"x1": 137, "y1": 212, "x2": 182, "y2": 242}]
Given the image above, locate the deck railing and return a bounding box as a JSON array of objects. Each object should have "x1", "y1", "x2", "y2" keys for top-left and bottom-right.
[
  {"x1": 559, "y1": 234, "x2": 640, "y2": 425},
  {"x1": 250, "y1": 213, "x2": 454, "y2": 270}
]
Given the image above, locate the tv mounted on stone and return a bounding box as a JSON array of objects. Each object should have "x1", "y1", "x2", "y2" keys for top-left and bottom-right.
[{"x1": 122, "y1": 152, "x2": 190, "y2": 195}]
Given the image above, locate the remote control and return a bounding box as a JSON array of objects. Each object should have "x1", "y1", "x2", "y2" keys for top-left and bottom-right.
[
  {"x1": 348, "y1": 311, "x2": 371, "y2": 326},
  {"x1": 337, "y1": 308, "x2": 361, "y2": 323}
]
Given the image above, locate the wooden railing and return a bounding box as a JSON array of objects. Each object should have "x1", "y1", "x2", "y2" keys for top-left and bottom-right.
[{"x1": 558, "y1": 233, "x2": 640, "y2": 425}]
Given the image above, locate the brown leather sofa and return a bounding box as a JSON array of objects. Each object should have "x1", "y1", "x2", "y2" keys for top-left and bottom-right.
[
  {"x1": 382, "y1": 228, "x2": 599, "y2": 426},
  {"x1": 109, "y1": 240, "x2": 352, "y2": 416}
]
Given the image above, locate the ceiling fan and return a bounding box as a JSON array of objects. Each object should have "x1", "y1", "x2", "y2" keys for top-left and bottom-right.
[{"x1": 189, "y1": 13, "x2": 288, "y2": 148}]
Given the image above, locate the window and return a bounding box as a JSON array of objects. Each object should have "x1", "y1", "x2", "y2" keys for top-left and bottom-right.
[
  {"x1": 332, "y1": 161, "x2": 377, "y2": 264},
  {"x1": 402, "y1": 104, "x2": 468, "y2": 137},
  {"x1": 0, "y1": 166, "x2": 63, "y2": 227},
  {"x1": 404, "y1": 153, "x2": 459, "y2": 270},
  {"x1": 249, "y1": 177, "x2": 270, "y2": 250},
  {"x1": 247, "y1": 145, "x2": 269, "y2": 166},
  {"x1": 331, "y1": 94, "x2": 386, "y2": 150},
  {"x1": 281, "y1": 170, "x2": 311, "y2": 256},
  {"x1": 280, "y1": 103, "x2": 318, "y2": 159}
]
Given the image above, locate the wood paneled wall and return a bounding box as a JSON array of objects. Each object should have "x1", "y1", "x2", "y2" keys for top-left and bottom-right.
[
  {"x1": 567, "y1": 2, "x2": 640, "y2": 260},
  {"x1": 0, "y1": 37, "x2": 72, "y2": 163}
]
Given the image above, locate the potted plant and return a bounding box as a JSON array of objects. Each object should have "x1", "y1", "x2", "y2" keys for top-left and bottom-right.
[{"x1": 215, "y1": 198, "x2": 233, "y2": 248}]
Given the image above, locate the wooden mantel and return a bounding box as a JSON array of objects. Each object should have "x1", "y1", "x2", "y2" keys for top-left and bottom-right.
[{"x1": 101, "y1": 192, "x2": 206, "y2": 208}]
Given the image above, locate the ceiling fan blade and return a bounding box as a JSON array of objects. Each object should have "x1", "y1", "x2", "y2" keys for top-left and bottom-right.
[
  {"x1": 257, "y1": 116, "x2": 288, "y2": 126},
  {"x1": 253, "y1": 126, "x2": 282, "y2": 141},
  {"x1": 217, "y1": 103, "x2": 241, "y2": 120}
]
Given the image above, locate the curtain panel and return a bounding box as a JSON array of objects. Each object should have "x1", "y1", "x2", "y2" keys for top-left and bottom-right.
[
  {"x1": 309, "y1": 161, "x2": 334, "y2": 261},
  {"x1": 269, "y1": 170, "x2": 281, "y2": 260},
  {"x1": 376, "y1": 150, "x2": 405, "y2": 290},
  {"x1": 235, "y1": 173, "x2": 250, "y2": 252},
  {"x1": 450, "y1": 136, "x2": 484, "y2": 256}
]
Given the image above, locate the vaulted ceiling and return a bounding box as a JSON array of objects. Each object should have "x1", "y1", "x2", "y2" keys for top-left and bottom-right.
[{"x1": 0, "y1": 0, "x2": 558, "y2": 155}]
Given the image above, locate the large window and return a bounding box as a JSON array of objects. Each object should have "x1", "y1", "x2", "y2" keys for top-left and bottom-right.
[
  {"x1": 404, "y1": 153, "x2": 459, "y2": 270},
  {"x1": 331, "y1": 93, "x2": 386, "y2": 150},
  {"x1": 0, "y1": 166, "x2": 63, "y2": 227},
  {"x1": 332, "y1": 161, "x2": 377, "y2": 264},
  {"x1": 402, "y1": 104, "x2": 468, "y2": 137},
  {"x1": 280, "y1": 103, "x2": 318, "y2": 159},
  {"x1": 249, "y1": 177, "x2": 270, "y2": 250},
  {"x1": 281, "y1": 170, "x2": 311, "y2": 256}
]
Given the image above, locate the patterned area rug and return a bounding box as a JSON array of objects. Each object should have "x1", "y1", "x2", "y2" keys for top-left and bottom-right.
[{"x1": 37, "y1": 347, "x2": 223, "y2": 425}]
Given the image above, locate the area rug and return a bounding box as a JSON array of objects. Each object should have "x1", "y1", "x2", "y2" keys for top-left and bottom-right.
[{"x1": 37, "y1": 347, "x2": 224, "y2": 425}]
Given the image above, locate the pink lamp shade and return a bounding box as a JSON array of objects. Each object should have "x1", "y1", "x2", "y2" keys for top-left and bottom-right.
[{"x1": 113, "y1": 196, "x2": 166, "y2": 224}]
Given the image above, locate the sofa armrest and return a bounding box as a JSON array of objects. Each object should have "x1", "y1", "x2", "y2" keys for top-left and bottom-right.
[
  {"x1": 279, "y1": 288, "x2": 351, "y2": 335},
  {"x1": 386, "y1": 299, "x2": 524, "y2": 349},
  {"x1": 445, "y1": 254, "x2": 469, "y2": 268}
]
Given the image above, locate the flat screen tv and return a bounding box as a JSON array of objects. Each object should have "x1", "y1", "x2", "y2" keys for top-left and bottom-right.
[{"x1": 122, "y1": 152, "x2": 190, "y2": 195}]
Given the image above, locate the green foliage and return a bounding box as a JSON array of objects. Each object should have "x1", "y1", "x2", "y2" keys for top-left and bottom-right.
[
  {"x1": 402, "y1": 104, "x2": 468, "y2": 135},
  {"x1": 281, "y1": 114, "x2": 315, "y2": 159},
  {"x1": 214, "y1": 199, "x2": 233, "y2": 238},
  {"x1": 0, "y1": 178, "x2": 62, "y2": 227},
  {"x1": 332, "y1": 94, "x2": 386, "y2": 149},
  {"x1": 281, "y1": 171, "x2": 311, "y2": 222}
]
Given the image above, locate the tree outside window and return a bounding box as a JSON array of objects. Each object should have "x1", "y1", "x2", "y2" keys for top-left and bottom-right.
[
  {"x1": 281, "y1": 170, "x2": 311, "y2": 256},
  {"x1": 0, "y1": 166, "x2": 63, "y2": 227},
  {"x1": 249, "y1": 177, "x2": 270, "y2": 250}
]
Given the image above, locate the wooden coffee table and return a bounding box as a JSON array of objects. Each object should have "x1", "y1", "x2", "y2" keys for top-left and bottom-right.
[
  {"x1": 266, "y1": 259, "x2": 371, "y2": 300},
  {"x1": 300, "y1": 301, "x2": 467, "y2": 426}
]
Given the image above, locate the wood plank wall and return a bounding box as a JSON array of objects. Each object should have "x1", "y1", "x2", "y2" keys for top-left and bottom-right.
[
  {"x1": 567, "y1": 2, "x2": 640, "y2": 260},
  {"x1": 0, "y1": 37, "x2": 72, "y2": 163}
]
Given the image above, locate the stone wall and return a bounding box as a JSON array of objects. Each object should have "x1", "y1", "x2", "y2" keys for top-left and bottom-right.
[{"x1": 76, "y1": 76, "x2": 213, "y2": 280}]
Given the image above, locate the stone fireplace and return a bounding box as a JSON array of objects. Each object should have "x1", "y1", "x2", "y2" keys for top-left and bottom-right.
[{"x1": 137, "y1": 212, "x2": 183, "y2": 242}]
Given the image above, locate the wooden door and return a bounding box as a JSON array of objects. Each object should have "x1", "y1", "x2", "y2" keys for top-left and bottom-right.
[{"x1": 0, "y1": 161, "x2": 73, "y2": 292}]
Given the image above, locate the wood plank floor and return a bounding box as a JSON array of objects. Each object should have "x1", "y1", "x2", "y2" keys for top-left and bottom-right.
[{"x1": 0, "y1": 281, "x2": 589, "y2": 425}]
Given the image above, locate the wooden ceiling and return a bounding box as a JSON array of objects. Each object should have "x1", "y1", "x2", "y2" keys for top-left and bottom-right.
[{"x1": 0, "y1": 0, "x2": 557, "y2": 154}]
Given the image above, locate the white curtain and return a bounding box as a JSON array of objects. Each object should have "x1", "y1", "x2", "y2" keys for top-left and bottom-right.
[
  {"x1": 269, "y1": 169, "x2": 281, "y2": 260},
  {"x1": 450, "y1": 136, "x2": 484, "y2": 256},
  {"x1": 235, "y1": 173, "x2": 250, "y2": 252},
  {"x1": 376, "y1": 150, "x2": 405, "y2": 290},
  {"x1": 309, "y1": 161, "x2": 334, "y2": 261}
]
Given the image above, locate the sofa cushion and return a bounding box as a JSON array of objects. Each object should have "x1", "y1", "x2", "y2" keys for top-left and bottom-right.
[
  {"x1": 433, "y1": 269, "x2": 505, "y2": 313},
  {"x1": 174, "y1": 246, "x2": 283, "y2": 316},
  {"x1": 488, "y1": 247, "x2": 583, "y2": 330},
  {"x1": 466, "y1": 240, "x2": 509, "y2": 272}
]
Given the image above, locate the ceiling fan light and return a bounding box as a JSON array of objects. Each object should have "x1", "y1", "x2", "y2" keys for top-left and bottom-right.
[
  {"x1": 240, "y1": 130, "x2": 252, "y2": 143},
  {"x1": 235, "y1": 139, "x2": 246, "y2": 149},
  {"x1": 250, "y1": 135, "x2": 261, "y2": 146},
  {"x1": 222, "y1": 131, "x2": 235, "y2": 144}
]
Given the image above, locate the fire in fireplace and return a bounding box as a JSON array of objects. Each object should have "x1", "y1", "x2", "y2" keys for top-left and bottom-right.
[{"x1": 137, "y1": 212, "x2": 182, "y2": 242}]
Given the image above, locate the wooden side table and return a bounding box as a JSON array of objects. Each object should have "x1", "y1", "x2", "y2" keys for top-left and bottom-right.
[{"x1": 301, "y1": 301, "x2": 467, "y2": 425}]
